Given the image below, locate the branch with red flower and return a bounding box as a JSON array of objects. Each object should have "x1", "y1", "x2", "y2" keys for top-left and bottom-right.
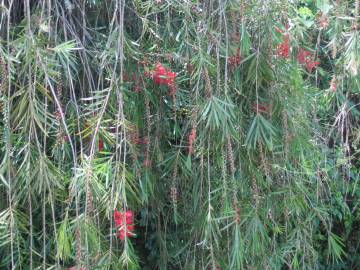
[{"x1": 113, "y1": 210, "x2": 135, "y2": 240}]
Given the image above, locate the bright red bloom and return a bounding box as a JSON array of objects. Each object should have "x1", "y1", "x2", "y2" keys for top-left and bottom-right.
[
  {"x1": 297, "y1": 48, "x2": 320, "y2": 72},
  {"x1": 297, "y1": 48, "x2": 311, "y2": 64},
  {"x1": 305, "y1": 60, "x2": 320, "y2": 72},
  {"x1": 114, "y1": 210, "x2": 135, "y2": 240},
  {"x1": 275, "y1": 34, "x2": 289, "y2": 58},
  {"x1": 149, "y1": 63, "x2": 176, "y2": 87}
]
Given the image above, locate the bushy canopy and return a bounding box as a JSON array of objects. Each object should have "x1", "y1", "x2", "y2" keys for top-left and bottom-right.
[{"x1": 0, "y1": 0, "x2": 360, "y2": 269}]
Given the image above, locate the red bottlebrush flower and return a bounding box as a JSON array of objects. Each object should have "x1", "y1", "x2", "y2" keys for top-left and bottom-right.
[
  {"x1": 153, "y1": 63, "x2": 167, "y2": 85},
  {"x1": 98, "y1": 139, "x2": 104, "y2": 151},
  {"x1": 114, "y1": 210, "x2": 135, "y2": 241},
  {"x1": 305, "y1": 60, "x2": 320, "y2": 72},
  {"x1": 297, "y1": 48, "x2": 320, "y2": 72},
  {"x1": 275, "y1": 34, "x2": 290, "y2": 58},
  {"x1": 297, "y1": 48, "x2": 311, "y2": 64},
  {"x1": 164, "y1": 71, "x2": 176, "y2": 86},
  {"x1": 149, "y1": 63, "x2": 176, "y2": 89}
]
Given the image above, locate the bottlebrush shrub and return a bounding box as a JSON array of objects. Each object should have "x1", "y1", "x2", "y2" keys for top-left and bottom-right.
[{"x1": 1, "y1": 1, "x2": 360, "y2": 270}]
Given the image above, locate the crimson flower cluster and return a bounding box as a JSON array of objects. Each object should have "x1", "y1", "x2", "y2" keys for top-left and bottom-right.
[
  {"x1": 275, "y1": 34, "x2": 290, "y2": 58},
  {"x1": 145, "y1": 63, "x2": 177, "y2": 95},
  {"x1": 275, "y1": 26, "x2": 290, "y2": 58},
  {"x1": 113, "y1": 210, "x2": 134, "y2": 241},
  {"x1": 274, "y1": 26, "x2": 320, "y2": 72},
  {"x1": 297, "y1": 48, "x2": 320, "y2": 72},
  {"x1": 146, "y1": 63, "x2": 176, "y2": 85}
]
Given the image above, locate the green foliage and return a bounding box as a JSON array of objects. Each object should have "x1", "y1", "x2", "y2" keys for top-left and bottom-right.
[{"x1": 0, "y1": 0, "x2": 359, "y2": 269}]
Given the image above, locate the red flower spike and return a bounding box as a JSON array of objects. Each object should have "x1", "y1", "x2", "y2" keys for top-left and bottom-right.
[
  {"x1": 297, "y1": 48, "x2": 311, "y2": 64},
  {"x1": 297, "y1": 48, "x2": 320, "y2": 72},
  {"x1": 275, "y1": 34, "x2": 290, "y2": 58},
  {"x1": 113, "y1": 210, "x2": 135, "y2": 241},
  {"x1": 149, "y1": 63, "x2": 176, "y2": 89},
  {"x1": 305, "y1": 60, "x2": 320, "y2": 73}
]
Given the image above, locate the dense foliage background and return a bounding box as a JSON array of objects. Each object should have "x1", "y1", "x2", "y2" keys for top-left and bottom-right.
[{"x1": 0, "y1": 0, "x2": 360, "y2": 269}]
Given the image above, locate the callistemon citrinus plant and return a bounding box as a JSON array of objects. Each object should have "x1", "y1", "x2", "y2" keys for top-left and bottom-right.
[{"x1": 0, "y1": 0, "x2": 360, "y2": 269}]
